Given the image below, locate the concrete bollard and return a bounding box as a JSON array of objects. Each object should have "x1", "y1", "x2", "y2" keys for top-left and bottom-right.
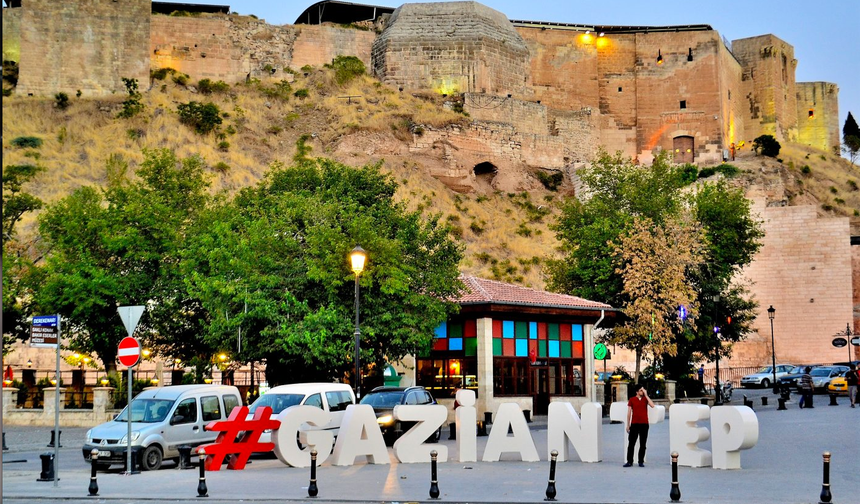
[
  {"x1": 761, "y1": 396, "x2": 768, "y2": 406},
  {"x1": 545, "y1": 449, "x2": 558, "y2": 501},
  {"x1": 308, "y1": 449, "x2": 318, "y2": 498},
  {"x1": 448, "y1": 422, "x2": 456, "y2": 440},
  {"x1": 777, "y1": 397, "x2": 787, "y2": 410},
  {"x1": 47, "y1": 430, "x2": 63, "y2": 448},
  {"x1": 3, "y1": 432, "x2": 8, "y2": 451},
  {"x1": 197, "y1": 448, "x2": 208, "y2": 498},
  {"x1": 429, "y1": 450, "x2": 440, "y2": 500},
  {"x1": 828, "y1": 394, "x2": 838, "y2": 406},
  {"x1": 670, "y1": 451, "x2": 681, "y2": 502},
  {"x1": 37, "y1": 452, "x2": 55, "y2": 482},
  {"x1": 819, "y1": 452, "x2": 832, "y2": 503},
  {"x1": 178, "y1": 445, "x2": 193, "y2": 470},
  {"x1": 88, "y1": 449, "x2": 99, "y2": 496}
]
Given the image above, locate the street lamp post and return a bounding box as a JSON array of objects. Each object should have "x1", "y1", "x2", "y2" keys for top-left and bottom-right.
[
  {"x1": 711, "y1": 294, "x2": 722, "y2": 406},
  {"x1": 767, "y1": 305, "x2": 777, "y2": 393},
  {"x1": 350, "y1": 245, "x2": 367, "y2": 399}
]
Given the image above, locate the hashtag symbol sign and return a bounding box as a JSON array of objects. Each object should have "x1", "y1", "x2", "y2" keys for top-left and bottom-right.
[{"x1": 198, "y1": 405, "x2": 280, "y2": 471}]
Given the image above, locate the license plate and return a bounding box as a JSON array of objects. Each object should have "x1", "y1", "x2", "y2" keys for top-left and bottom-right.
[{"x1": 98, "y1": 451, "x2": 111, "y2": 459}]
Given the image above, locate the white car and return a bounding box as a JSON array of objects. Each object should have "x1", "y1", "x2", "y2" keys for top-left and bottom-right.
[
  {"x1": 740, "y1": 364, "x2": 795, "y2": 388},
  {"x1": 247, "y1": 383, "x2": 355, "y2": 446}
]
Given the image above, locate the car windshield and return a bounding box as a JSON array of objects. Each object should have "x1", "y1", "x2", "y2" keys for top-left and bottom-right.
[
  {"x1": 810, "y1": 368, "x2": 833, "y2": 377},
  {"x1": 789, "y1": 366, "x2": 805, "y2": 374},
  {"x1": 756, "y1": 367, "x2": 773, "y2": 374},
  {"x1": 115, "y1": 399, "x2": 175, "y2": 423},
  {"x1": 359, "y1": 391, "x2": 405, "y2": 409},
  {"x1": 248, "y1": 393, "x2": 305, "y2": 415}
]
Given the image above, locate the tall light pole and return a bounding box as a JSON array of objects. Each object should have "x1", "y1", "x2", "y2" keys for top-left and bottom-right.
[
  {"x1": 350, "y1": 245, "x2": 367, "y2": 399},
  {"x1": 767, "y1": 305, "x2": 777, "y2": 393},
  {"x1": 710, "y1": 294, "x2": 722, "y2": 406}
]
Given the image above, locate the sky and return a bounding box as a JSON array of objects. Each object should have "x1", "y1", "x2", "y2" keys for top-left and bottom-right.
[{"x1": 175, "y1": 0, "x2": 859, "y2": 133}]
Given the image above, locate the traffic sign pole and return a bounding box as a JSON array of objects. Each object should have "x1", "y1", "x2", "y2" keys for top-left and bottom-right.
[
  {"x1": 118, "y1": 306, "x2": 144, "y2": 475},
  {"x1": 53, "y1": 314, "x2": 61, "y2": 487}
]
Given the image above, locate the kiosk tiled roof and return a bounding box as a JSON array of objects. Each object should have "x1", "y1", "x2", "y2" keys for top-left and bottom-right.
[{"x1": 457, "y1": 275, "x2": 612, "y2": 310}]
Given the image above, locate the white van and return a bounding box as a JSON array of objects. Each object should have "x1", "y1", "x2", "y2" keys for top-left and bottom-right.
[
  {"x1": 82, "y1": 384, "x2": 242, "y2": 471},
  {"x1": 247, "y1": 383, "x2": 355, "y2": 444}
]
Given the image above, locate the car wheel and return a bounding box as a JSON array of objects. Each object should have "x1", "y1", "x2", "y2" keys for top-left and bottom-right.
[
  {"x1": 761, "y1": 378, "x2": 770, "y2": 388},
  {"x1": 141, "y1": 445, "x2": 163, "y2": 471}
]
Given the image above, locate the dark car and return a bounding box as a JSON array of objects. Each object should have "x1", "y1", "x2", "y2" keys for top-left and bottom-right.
[
  {"x1": 777, "y1": 365, "x2": 822, "y2": 392},
  {"x1": 359, "y1": 386, "x2": 442, "y2": 445}
]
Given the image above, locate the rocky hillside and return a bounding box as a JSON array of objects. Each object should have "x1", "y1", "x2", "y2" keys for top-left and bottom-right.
[{"x1": 3, "y1": 66, "x2": 858, "y2": 289}]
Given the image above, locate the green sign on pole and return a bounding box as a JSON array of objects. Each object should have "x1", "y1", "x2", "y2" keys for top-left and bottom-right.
[{"x1": 594, "y1": 343, "x2": 607, "y2": 360}]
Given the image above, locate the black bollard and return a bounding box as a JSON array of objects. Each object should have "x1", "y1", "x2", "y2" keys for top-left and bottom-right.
[
  {"x1": 197, "y1": 448, "x2": 208, "y2": 498},
  {"x1": 88, "y1": 449, "x2": 99, "y2": 496},
  {"x1": 3, "y1": 432, "x2": 8, "y2": 451},
  {"x1": 544, "y1": 449, "x2": 558, "y2": 501},
  {"x1": 178, "y1": 445, "x2": 193, "y2": 470},
  {"x1": 476, "y1": 421, "x2": 487, "y2": 437},
  {"x1": 523, "y1": 409, "x2": 531, "y2": 423},
  {"x1": 700, "y1": 398, "x2": 709, "y2": 405},
  {"x1": 47, "y1": 429, "x2": 63, "y2": 448},
  {"x1": 37, "y1": 452, "x2": 55, "y2": 481},
  {"x1": 761, "y1": 396, "x2": 768, "y2": 406},
  {"x1": 484, "y1": 411, "x2": 493, "y2": 426},
  {"x1": 828, "y1": 394, "x2": 838, "y2": 406},
  {"x1": 743, "y1": 395, "x2": 753, "y2": 409},
  {"x1": 819, "y1": 452, "x2": 832, "y2": 503},
  {"x1": 670, "y1": 451, "x2": 681, "y2": 502},
  {"x1": 777, "y1": 397, "x2": 787, "y2": 410},
  {"x1": 308, "y1": 449, "x2": 318, "y2": 498},
  {"x1": 448, "y1": 423, "x2": 456, "y2": 440},
  {"x1": 429, "y1": 450, "x2": 440, "y2": 500}
]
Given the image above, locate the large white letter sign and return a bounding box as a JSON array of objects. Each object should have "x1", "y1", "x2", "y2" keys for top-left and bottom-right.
[
  {"x1": 273, "y1": 406, "x2": 334, "y2": 467},
  {"x1": 482, "y1": 403, "x2": 539, "y2": 462},
  {"x1": 392, "y1": 404, "x2": 448, "y2": 463},
  {"x1": 610, "y1": 402, "x2": 665, "y2": 463},
  {"x1": 669, "y1": 403, "x2": 712, "y2": 468},
  {"x1": 454, "y1": 389, "x2": 477, "y2": 463},
  {"x1": 547, "y1": 402, "x2": 602, "y2": 463},
  {"x1": 331, "y1": 404, "x2": 389, "y2": 466},
  {"x1": 710, "y1": 406, "x2": 758, "y2": 470}
]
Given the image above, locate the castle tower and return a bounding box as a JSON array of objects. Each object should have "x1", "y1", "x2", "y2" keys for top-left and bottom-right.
[{"x1": 795, "y1": 82, "x2": 840, "y2": 153}]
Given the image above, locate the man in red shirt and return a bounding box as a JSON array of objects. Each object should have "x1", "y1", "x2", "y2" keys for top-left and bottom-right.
[{"x1": 624, "y1": 385, "x2": 655, "y2": 467}]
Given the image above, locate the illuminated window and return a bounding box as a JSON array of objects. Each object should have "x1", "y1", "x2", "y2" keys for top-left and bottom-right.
[
  {"x1": 680, "y1": 100, "x2": 687, "y2": 109},
  {"x1": 808, "y1": 109, "x2": 814, "y2": 119}
]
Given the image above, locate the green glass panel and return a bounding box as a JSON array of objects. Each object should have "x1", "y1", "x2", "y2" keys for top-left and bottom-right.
[
  {"x1": 561, "y1": 341, "x2": 572, "y2": 358},
  {"x1": 515, "y1": 321, "x2": 528, "y2": 339},
  {"x1": 538, "y1": 340, "x2": 547, "y2": 357},
  {"x1": 465, "y1": 338, "x2": 478, "y2": 357},
  {"x1": 449, "y1": 322, "x2": 463, "y2": 339},
  {"x1": 492, "y1": 339, "x2": 503, "y2": 356},
  {"x1": 549, "y1": 323, "x2": 560, "y2": 340}
]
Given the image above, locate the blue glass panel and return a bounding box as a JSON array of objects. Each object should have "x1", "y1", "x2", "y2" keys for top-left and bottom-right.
[
  {"x1": 572, "y1": 324, "x2": 583, "y2": 341},
  {"x1": 449, "y1": 338, "x2": 463, "y2": 351},
  {"x1": 503, "y1": 320, "x2": 514, "y2": 339},
  {"x1": 549, "y1": 340, "x2": 560, "y2": 358},
  {"x1": 434, "y1": 322, "x2": 447, "y2": 339},
  {"x1": 529, "y1": 322, "x2": 538, "y2": 340},
  {"x1": 515, "y1": 339, "x2": 528, "y2": 357}
]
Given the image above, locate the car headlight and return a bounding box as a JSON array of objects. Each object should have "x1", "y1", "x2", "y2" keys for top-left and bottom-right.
[
  {"x1": 120, "y1": 432, "x2": 141, "y2": 444},
  {"x1": 377, "y1": 414, "x2": 394, "y2": 426},
  {"x1": 86, "y1": 429, "x2": 93, "y2": 444}
]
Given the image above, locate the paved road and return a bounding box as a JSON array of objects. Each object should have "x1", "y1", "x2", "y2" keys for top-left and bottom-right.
[{"x1": 3, "y1": 388, "x2": 858, "y2": 503}]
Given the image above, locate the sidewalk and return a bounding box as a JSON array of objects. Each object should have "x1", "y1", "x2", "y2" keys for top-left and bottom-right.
[{"x1": 3, "y1": 393, "x2": 858, "y2": 503}]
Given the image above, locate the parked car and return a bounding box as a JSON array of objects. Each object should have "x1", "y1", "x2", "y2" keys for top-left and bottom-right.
[
  {"x1": 83, "y1": 384, "x2": 242, "y2": 471},
  {"x1": 809, "y1": 366, "x2": 849, "y2": 393},
  {"x1": 827, "y1": 376, "x2": 848, "y2": 396},
  {"x1": 247, "y1": 383, "x2": 355, "y2": 445},
  {"x1": 777, "y1": 365, "x2": 822, "y2": 392},
  {"x1": 359, "y1": 386, "x2": 442, "y2": 445},
  {"x1": 740, "y1": 364, "x2": 795, "y2": 388}
]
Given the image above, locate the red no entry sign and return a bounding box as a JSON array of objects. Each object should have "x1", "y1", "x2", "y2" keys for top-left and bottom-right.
[{"x1": 117, "y1": 337, "x2": 141, "y2": 368}]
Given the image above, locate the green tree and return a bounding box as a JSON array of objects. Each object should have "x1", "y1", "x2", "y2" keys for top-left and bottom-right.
[
  {"x1": 843, "y1": 111, "x2": 860, "y2": 165},
  {"x1": 752, "y1": 135, "x2": 781, "y2": 157},
  {"x1": 182, "y1": 158, "x2": 464, "y2": 386},
  {"x1": 35, "y1": 149, "x2": 212, "y2": 372}
]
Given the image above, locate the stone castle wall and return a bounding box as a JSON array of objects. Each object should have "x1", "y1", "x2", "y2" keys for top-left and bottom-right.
[
  {"x1": 796, "y1": 82, "x2": 840, "y2": 153},
  {"x1": 16, "y1": 0, "x2": 150, "y2": 97},
  {"x1": 1, "y1": 6, "x2": 21, "y2": 62}
]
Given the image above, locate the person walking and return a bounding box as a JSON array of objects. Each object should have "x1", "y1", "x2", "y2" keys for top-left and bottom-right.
[
  {"x1": 624, "y1": 385, "x2": 655, "y2": 467},
  {"x1": 799, "y1": 367, "x2": 814, "y2": 409},
  {"x1": 846, "y1": 364, "x2": 858, "y2": 408}
]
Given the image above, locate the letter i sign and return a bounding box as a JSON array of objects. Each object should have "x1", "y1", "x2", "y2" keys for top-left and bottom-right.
[{"x1": 117, "y1": 337, "x2": 141, "y2": 368}]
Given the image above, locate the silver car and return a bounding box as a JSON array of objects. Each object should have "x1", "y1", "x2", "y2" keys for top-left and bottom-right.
[
  {"x1": 740, "y1": 364, "x2": 795, "y2": 388},
  {"x1": 809, "y1": 366, "x2": 849, "y2": 392}
]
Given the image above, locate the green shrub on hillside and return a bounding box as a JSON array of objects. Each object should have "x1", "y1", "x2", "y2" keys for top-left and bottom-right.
[
  {"x1": 753, "y1": 134, "x2": 781, "y2": 157},
  {"x1": 151, "y1": 67, "x2": 178, "y2": 80},
  {"x1": 54, "y1": 92, "x2": 70, "y2": 110},
  {"x1": 118, "y1": 77, "x2": 144, "y2": 118},
  {"x1": 329, "y1": 55, "x2": 365, "y2": 85},
  {"x1": 536, "y1": 170, "x2": 563, "y2": 191},
  {"x1": 11, "y1": 136, "x2": 43, "y2": 148},
  {"x1": 714, "y1": 163, "x2": 739, "y2": 177},
  {"x1": 177, "y1": 101, "x2": 223, "y2": 134},
  {"x1": 197, "y1": 79, "x2": 230, "y2": 94},
  {"x1": 679, "y1": 164, "x2": 698, "y2": 184}
]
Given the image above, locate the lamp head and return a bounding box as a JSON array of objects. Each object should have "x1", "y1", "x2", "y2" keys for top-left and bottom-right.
[
  {"x1": 767, "y1": 305, "x2": 775, "y2": 320},
  {"x1": 350, "y1": 245, "x2": 367, "y2": 276}
]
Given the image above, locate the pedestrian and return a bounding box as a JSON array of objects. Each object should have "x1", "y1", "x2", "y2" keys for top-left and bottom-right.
[
  {"x1": 846, "y1": 364, "x2": 858, "y2": 408},
  {"x1": 697, "y1": 364, "x2": 705, "y2": 383},
  {"x1": 624, "y1": 385, "x2": 655, "y2": 467},
  {"x1": 799, "y1": 366, "x2": 814, "y2": 409},
  {"x1": 730, "y1": 142, "x2": 736, "y2": 161}
]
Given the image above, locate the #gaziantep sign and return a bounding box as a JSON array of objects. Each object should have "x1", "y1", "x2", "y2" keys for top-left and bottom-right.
[
  {"x1": 30, "y1": 315, "x2": 60, "y2": 348},
  {"x1": 197, "y1": 389, "x2": 759, "y2": 472}
]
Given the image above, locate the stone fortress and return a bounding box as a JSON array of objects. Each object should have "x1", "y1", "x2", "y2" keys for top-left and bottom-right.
[{"x1": 1, "y1": 0, "x2": 856, "y2": 368}]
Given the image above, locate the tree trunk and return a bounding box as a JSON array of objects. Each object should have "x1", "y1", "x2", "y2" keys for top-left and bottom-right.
[{"x1": 634, "y1": 347, "x2": 642, "y2": 383}]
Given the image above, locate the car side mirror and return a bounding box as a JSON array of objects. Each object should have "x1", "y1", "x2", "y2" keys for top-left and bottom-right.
[{"x1": 170, "y1": 415, "x2": 185, "y2": 425}]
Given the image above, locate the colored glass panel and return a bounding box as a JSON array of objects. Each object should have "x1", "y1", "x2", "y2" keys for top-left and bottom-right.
[
  {"x1": 529, "y1": 322, "x2": 537, "y2": 340},
  {"x1": 529, "y1": 340, "x2": 538, "y2": 359},
  {"x1": 538, "y1": 340, "x2": 547, "y2": 357},
  {"x1": 434, "y1": 322, "x2": 447, "y2": 339},
  {"x1": 465, "y1": 338, "x2": 478, "y2": 357},
  {"x1": 464, "y1": 320, "x2": 477, "y2": 338},
  {"x1": 502, "y1": 339, "x2": 516, "y2": 356},
  {"x1": 549, "y1": 323, "x2": 560, "y2": 341},
  {"x1": 503, "y1": 320, "x2": 514, "y2": 339},
  {"x1": 549, "y1": 340, "x2": 560, "y2": 358},
  {"x1": 433, "y1": 338, "x2": 448, "y2": 351},
  {"x1": 538, "y1": 322, "x2": 548, "y2": 340},
  {"x1": 449, "y1": 322, "x2": 463, "y2": 339},
  {"x1": 449, "y1": 338, "x2": 463, "y2": 351},
  {"x1": 573, "y1": 341, "x2": 584, "y2": 358},
  {"x1": 492, "y1": 339, "x2": 503, "y2": 356},
  {"x1": 560, "y1": 324, "x2": 571, "y2": 341},
  {"x1": 515, "y1": 321, "x2": 528, "y2": 339},
  {"x1": 572, "y1": 324, "x2": 583, "y2": 341},
  {"x1": 493, "y1": 319, "x2": 503, "y2": 338},
  {"x1": 561, "y1": 341, "x2": 572, "y2": 358},
  {"x1": 515, "y1": 339, "x2": 528, "y2": 357}
]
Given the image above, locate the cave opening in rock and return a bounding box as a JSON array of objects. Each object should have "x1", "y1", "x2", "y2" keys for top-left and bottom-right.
[{"x1": 474, "y1": 162, "x2": 497, "y2": 177}]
